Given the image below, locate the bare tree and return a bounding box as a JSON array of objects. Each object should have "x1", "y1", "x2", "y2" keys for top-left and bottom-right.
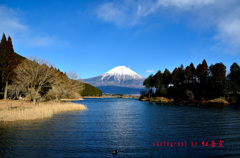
[
  {"x1": 66, "y1": 71, "x2": 84, "y2": 98},
  {"x1": 46, "y1": 70, "x2": 84, "y2": 101},
  {"x1": 67, "y1": 71, "x2": 78, "y2": 80},
  {"x1": 13, "y1": 57, "x2": 55, "y2": 104}
]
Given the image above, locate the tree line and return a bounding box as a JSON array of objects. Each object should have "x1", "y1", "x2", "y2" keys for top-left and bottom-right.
[
  {"x1": 143, "y1": 59, "x2": 240, "y2": 103},
  {"x1": 0, "y1": 33, "x2": 84, "y2": 104}
]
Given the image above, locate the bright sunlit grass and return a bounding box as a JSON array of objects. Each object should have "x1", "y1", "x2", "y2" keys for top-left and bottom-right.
[{"x1": 0, "y1": 101, "x2": 87, "y2": 122}]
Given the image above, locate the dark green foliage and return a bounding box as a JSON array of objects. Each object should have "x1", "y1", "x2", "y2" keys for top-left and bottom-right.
[
  {"x1": 81, "y1": 83, "x2": 102, "y2": 96},
  {"x1": 196, "y1": 59, "x2": 208, "y2": 84},
  {"x1": 153, "y1": 70, "x2": 162, "y2": 89},
  {"x1": 0, "y1": 34, "x2": 20, "y2": 99},
  {"x1": 228, "y1": 63, "x2": 240, "y2": 93},
  {"x1": 162, "y1": 69, "x2": 171, "y2": 87},
  {"x1": 143, "y1": 74, "x2": 154, "y2": 97},
  {"x1": 143, "y1": 59, "x2": 240, "y2": 102}
]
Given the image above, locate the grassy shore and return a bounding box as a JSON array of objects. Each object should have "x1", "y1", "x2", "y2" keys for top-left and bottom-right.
[{"x1": 0, "y1": 100, "x2": 87, "y2": 122}]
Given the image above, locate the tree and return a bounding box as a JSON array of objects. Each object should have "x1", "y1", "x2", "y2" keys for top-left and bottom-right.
[
  {"x1": 46, "y1": 70, "x2": 84, "y2": 101},
  {"x1": 0, "y1": 34, "x2": 17, "y2": 99},
  {"x1": 143, "y1": 74, "x2": 154, "y2": 97},
  {"x1": 211, "y1": 63, "x2": 226, "y2": 84},
  {"x1": 13, "y1": 57, "x2": 55, "y2": 104},
  {"x1": 228, "y1": 62, "x2": 240, "y2": 93},
  {"x1": 153, "y1": 70, "x2": 162, "y2": 90},
  {"x1": 189, "y1": 63, "x2": 196, "y2": 82},
  {"x1": 172, "y1": 65, "x2": 184, "y2": 86},
  {"x1": 162, "y1": 69, "x2": 171, "y2": 87},
  {"x1": 185, "y1": 66, "x2": 192, "y2": 82},
  {"x1": 154, "y1": 70, "x2": 164, "y2": 96},
  {"x1": 208, "y1": 63, "x2": 227, "y2": 97},
  {"x1": 196, "y1": 59, "x2": 208, "y2": 84}
]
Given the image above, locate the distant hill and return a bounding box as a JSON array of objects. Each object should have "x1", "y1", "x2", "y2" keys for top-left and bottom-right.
[
  {"x1": 97, "y1": 86, "x2": 143, "y2": 95},
  {"x1": 81, "y1": 83, "x2": 102, "y2": 96}
]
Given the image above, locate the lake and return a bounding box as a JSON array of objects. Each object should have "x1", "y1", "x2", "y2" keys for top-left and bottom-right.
[{"x1": 0, "y1": 98, "x2": 240, "y2": 157}]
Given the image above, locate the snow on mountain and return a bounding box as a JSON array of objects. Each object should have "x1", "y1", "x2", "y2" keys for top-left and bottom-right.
[
  {"x1": 84, "y1": 66, "x2": 145, "y2": 89},
  {"x1": 101, "y1": 66, "x2": 144, "y2": 82}
]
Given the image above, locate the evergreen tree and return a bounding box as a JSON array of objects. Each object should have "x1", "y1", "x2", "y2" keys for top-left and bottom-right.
[
  {"x1": 153, "y1": 70, "x2": 164, "y2": 96},
  {"x1": 162, "y1": 69, "x2": 171, "y2": 87},
  {"x1": 196, "y1": 59, "x2": 208, "y2": 84},
  {"x1": 189, "y1": 63, "x2": 196, "y2": 82},
  {"x1": 228, "y1": 62, "x2": 240, "y2": 93},
  {"x1": 211, "y1": 63, "x2": 226, "y2": 84},
  {"x1": 172, "y1": 65, "x2": 185, "y2": 86},
  {"x1": 185, "y1": 66, "x2": 192, "y2": 82},
  {"x1": 0, "y1": 34, "x2": 17, "y2": 99},
  {"x1": 143, "y1": 75, "x2": 154, "y2": 97},
  {"x1": 209, "y1": 63, "x2": 227, "y2": 97},
  {"x1": 153, "y1": 70, "x2": 162, "y2": 90}
]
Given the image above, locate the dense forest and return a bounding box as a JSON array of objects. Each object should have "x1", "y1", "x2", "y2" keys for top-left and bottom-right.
[
  {"x1": 81, "y1": 83, "x2": 102, "y2": 96},
  {"x1": 0, "y1": 33, "x2": 102, "y2": 103},
  {"x1": 143, "y1": 59, "x2": 240, "y2": 104}
]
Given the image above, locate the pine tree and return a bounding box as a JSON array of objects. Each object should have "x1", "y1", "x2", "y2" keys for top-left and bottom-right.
[
  {"x1": 153, "y1": 70, "x2": 162, "y2": 90},
  {"x1": 189, "y1": 63, "x2": 196, "y2": 82},
  {"x1": 228, "y1": 63, "x2": 240, "y2": 93},
  {"x1": 196, "y1": 59, "x2": 208, "y2": 84},
  {"x1": 0, "y1": 34, "x2": 17, "y2": 99},
  {"x1": 162, "y1": 69, "x2": 171, "y2": 87},
  {"x1": 143, "y1": 75, "x2": 154, "y2": 97},
  {"x1": 0, "y1": 33, "x2": 8, "y2": 96}
]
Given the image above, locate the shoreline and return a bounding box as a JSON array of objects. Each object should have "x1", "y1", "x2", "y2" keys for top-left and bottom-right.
[
  {"x1": 139, "y1": 96, "x2": 234, "y2": 106},
  {"x1": 0, "y1": 100, "x2": 87, "y2": 122},
  {"x1": 83, "y1": 94, "x2": 140, "y2": 99},
  {"x1": 60, "y1": 98, "x2": 84, "y2": 101}
]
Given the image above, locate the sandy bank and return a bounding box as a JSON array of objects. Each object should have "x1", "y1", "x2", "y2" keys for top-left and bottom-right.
[
  {"x1": 0, "y1": 100, "x2": 87, "y2": 122},
  {"x1": 60, "y1": 98, "x2": 84, "y2": 101}
]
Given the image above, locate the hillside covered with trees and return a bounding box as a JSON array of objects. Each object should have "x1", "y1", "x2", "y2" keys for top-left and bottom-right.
[
  {"x1": 81, "y1": 83, "x2": 102, "y2": 96},
  {"x1": 142, "y1": 59, "x2": 240, "y2": 104},
  {"x1": 0, "y1": 33, "x2": 102, "y2": 103}
]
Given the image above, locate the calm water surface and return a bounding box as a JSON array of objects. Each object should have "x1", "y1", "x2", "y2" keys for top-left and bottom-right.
[{"x1": 0, "y1": 98, "x2": 240, "y2": 157}]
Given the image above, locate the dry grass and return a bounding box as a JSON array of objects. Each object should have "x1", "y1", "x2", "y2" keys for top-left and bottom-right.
[
  {"x1": 140, "y1": 96, "x2": 173, "y2": 103},
  {"x1": 0, "y1": 100, "x2": 87, "y2": 122},
  {"x1": 60, "y1": 98, "x2": 84, "y2": 101},
  {"x1": 207, "y1": 98, "x2": 229, "y2": 104}
]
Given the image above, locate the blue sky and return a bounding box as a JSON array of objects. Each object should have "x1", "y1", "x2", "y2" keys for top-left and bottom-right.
[{"x1": 1, "y1": 0, "x2": 240, "y2": 79}]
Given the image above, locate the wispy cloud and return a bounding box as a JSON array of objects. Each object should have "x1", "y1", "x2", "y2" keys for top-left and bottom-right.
[
  {"x1": 96, "y1": 0, "x2": 240, "y2": 54},
  {"x1": 0, "y1": 6, "x2": 54, "y2": 47},
  {"x1": 95, "y1": 1, "x2": 139, "y2": 27},
  {"x1": 0, "y1": 6, "x2": 28, "y2": 35},
  {"x1": 146, "y1": 70, "x2": 154, "y2": 73}
]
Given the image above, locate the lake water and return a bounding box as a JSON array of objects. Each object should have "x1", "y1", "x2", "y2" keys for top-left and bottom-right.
[{"x1": 0, "y1": 98, "x2": 240, "y2": 157}]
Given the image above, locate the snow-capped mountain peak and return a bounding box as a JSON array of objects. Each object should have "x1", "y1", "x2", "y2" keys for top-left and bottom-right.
[
  {"x1": 83, "y1": 66, "x2": 145, "y2": 89},
  {"x1": 101, "y1": 66, "x2": 144, "y2": 81}
]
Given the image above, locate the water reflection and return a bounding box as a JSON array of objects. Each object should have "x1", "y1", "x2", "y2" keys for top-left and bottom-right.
[{"x1": 0, "y1": 98, "x2": 240, "y2": 157}]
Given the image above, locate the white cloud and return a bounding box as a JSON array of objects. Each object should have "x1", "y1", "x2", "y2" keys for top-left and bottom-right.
[
  {"x1": 96, "y1": 0, "x2": 240, "y2": 54},
  {"x1": 0, "y1": 6, "x2": 28, "y2": 35},
  {"x1": 215, "y1": 16, "x2": 240, "y2": 47},
  {"x1": 157, "y1": 0, "x2": 215, "y2": 9},
  {"x1": 0, "y1": 6, "x2": 54, "y2": 47},
  {"x1": 146, "y1": 70, "x2": 154, "y2": 73},
  {"x1": 96, "y1": 1, "x2": 140, "y2": 26}
]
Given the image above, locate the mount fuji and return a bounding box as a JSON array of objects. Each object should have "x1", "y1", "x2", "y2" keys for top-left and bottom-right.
[{"x1": 84, "y1": 66, "x2": 145, "y2": 94}]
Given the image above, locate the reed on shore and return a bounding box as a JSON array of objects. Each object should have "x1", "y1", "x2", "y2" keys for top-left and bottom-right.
[{"x1": 0, "y1": 100, "x2": 87, "y2": 122}]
